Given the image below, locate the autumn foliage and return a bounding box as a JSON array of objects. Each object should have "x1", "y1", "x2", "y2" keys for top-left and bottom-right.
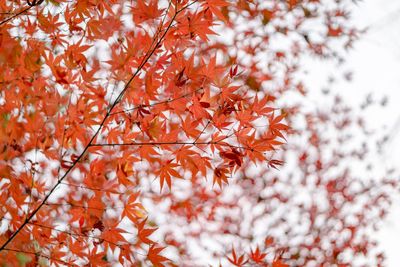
[{"x1": 0, "y1": 0, "x2": 397, "y2": 266}]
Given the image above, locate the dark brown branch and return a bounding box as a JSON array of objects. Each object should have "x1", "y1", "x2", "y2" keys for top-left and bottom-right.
[
  {"x1": 0, "y1": 6, "x2": 32, "y2": 27},
  {"x1": 0, "y1": 0, "x2": 45, "y2": 27}
]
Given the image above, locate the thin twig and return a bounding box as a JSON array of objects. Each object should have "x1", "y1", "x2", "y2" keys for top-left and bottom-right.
[
  {"x1": 110, "y1": 87, "x2": 203, "y2": 116},
  {"x1": 0, "y1": 6, "x2": 32, "y2": 27},
  {"x1": 59, "y1": 181, "x2": 125, "y2": 194},
  {"x1": 90, "y1": 140, "x2": 255, "y2": 152},
  {"x1": 2, "y1": 248, "x2": 77, "y2": 266},
  {"x1": 44, "y1": 202, "x2": 126, "y2": 211}
]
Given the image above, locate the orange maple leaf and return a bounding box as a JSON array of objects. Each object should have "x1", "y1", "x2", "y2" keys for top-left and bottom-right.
[{"x1": 148, "y1": 244, "x2": 169, "y2": 267}]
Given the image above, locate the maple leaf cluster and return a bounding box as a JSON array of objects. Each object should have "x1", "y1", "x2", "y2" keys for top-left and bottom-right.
[{"x1": 0, "y1": 0, "x2": 397, "y2": 266}]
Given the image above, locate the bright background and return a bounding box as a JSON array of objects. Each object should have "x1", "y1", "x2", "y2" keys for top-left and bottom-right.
[
  {"x1": 305, "y1": 0, "x2": 400, "y2": 265},
  {"x1": 358, "y1": 1, "x2": 400, "y2": 266}
]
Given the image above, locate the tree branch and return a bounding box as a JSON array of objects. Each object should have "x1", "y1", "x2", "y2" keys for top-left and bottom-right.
[
  {"x1": 0, "y1": 6, "x2": 32, "y2": 27},
  {"x1": 0, "y1": 1, "x2": 195, "y2": 253},
  {"x1": 2, "y1": 248, "x2": 77, "y2": 266},
  {"x1": 109, "y1": 87, "x2": 203, "y2": 116},
  {"x1": 90, "y1": 140, "x2": 255, "y2": 152}
]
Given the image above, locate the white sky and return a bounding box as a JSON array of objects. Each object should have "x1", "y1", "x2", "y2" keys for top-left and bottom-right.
[
  {"x1": 304, "y1": 0, "x2": 400, "y2": 265},
  {"x1": 357, "y1": 1, "x2": 400, "y2": 266}
]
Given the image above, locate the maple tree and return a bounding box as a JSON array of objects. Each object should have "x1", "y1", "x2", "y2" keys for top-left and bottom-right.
[{"x1": 0, "y1": 0, "x2": 397, "y2": 266}]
